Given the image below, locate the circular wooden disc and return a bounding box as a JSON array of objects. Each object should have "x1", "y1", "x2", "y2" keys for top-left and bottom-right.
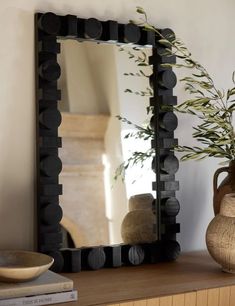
[
  {"x1": 41, "y1": 203, "x2": 63, "y2": 225},
  {"x1": 163, "y1": 240, "x2": 181, "y2": 261},
  {"x1": 128, "y1": 245, "x2": 145, "y2": 265},
  {"x1": 160, "y1": 70, "x2": 177, "y2": 89},
  {"x1": 38, "y1": 12, "x2": 61, "y2": 35},
  {"x1": 39, "y1": 60, "x2": 61, "y2": 82},
  {"x1": 84, "y1": 18, "x2": 103, "y2": 39},
  {"x1": 160, "y1": 112, "x2": 178, "y2": 132},
  {"x1": 87, "y1": 248, "x2": 106, "y2": 270},
  {"x1": 40, "y1": 155, "x2": 62, "y2": 177},
  {"x1": 163, "y1": 197, "x2": 180, "y2": 217},
  {"x1": 161, "y1": 155, "x2": 179, "y2": 174},
  {"x1": 124, "y1": 23, "x2": 141, "y2": 43},
  {"x1": 39, "y1": 109, "x2": 62, "y2": 129}
]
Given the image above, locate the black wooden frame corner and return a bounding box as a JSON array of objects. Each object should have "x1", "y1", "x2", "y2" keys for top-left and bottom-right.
[{"x1": 35, "y1": 12, "x2": 181, "y2": 272}]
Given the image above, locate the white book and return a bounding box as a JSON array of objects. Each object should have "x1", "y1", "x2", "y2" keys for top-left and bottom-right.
[
  {"x1": 0, "y1": 290, "x2": 78, "y2": 306},
  {"x1": 0, "y1": 271, "x2": 73, "y2": 299}
]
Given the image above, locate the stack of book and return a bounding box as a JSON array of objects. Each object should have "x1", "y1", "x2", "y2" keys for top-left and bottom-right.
[{"x1": 0, "y1": 271, "x2": 77, "y2": 305}]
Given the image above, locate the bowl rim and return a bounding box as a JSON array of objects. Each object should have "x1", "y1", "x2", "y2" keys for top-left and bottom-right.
[{"x1": 0, "y1": 250, "x2": 54, "y2": 270}]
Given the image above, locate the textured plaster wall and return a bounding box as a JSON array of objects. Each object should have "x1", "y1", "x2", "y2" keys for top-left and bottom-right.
[{"x1": 0, "y1": 0, "x2": 235, "y2": 251}]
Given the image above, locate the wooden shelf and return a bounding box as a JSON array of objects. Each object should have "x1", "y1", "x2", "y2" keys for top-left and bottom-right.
[{"x1": 58, "y1": 251, "x2": 235, "y2": 305}]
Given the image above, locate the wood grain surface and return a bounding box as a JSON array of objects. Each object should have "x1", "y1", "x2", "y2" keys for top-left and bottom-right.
[{"x1": 57, "y1": 251, "x2": 235, "y2": 306}]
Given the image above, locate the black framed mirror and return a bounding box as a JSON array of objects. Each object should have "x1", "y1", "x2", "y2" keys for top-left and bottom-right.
[{"x1": 35, "y1": 12, "x2": 180, "y2": 273}]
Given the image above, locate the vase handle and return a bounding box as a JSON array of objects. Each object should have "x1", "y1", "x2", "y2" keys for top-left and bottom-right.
[{"x1": 213, "y1": 167, "x2": 229, "y2": 194}]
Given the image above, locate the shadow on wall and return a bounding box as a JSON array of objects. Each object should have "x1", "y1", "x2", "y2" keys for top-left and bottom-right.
[
  {"x1": 0, "y1": 8, "x2": 35, "y2": 250},
  {"x1": 174, "y1": 86, "x2": 216, "y2": 252},
  {"x1": 177, "y1": 159, "x2": 216, "y2": 251}
]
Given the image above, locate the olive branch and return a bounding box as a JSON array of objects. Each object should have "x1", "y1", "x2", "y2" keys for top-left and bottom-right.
[
  {"x1": 134, "y1": 6, "x2": 235, "y2": 162},
  {"x1": 114, "y1": 7, "x2": 235, "y2": 181}
]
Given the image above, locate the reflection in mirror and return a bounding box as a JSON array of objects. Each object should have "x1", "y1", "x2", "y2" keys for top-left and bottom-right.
[{"x1": 57, "y1": 39, "x2": 154, "y2": 248}]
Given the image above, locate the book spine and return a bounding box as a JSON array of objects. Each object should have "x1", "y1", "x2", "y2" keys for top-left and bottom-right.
[
  {"x1": 0, "y1": 281, "x2": 74, "y2": 299},
  {"x1": 0, "y1": 290, "x2": 78, "y2": 306}
]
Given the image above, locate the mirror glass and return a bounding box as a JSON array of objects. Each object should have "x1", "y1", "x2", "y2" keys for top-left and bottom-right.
[{"x1": 57, "y1": 39, "x2": 154, "y2": 248}]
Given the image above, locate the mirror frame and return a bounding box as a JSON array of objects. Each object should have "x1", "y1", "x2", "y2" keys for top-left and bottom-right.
[{"x1": 35, "y1": 12, "x2": 180, "y2": 273}]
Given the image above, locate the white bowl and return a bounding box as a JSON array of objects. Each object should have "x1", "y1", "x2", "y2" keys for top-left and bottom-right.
[{"x1": 0, "y1": 250, "x2": 54, "y2": 282}]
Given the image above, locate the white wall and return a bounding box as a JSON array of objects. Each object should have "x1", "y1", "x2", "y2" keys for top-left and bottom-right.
[{"x1": 0, "y1": 0, "x2": 235, "y2": 251}]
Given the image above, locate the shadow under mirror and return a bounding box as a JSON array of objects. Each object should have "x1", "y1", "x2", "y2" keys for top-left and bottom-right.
[{"x1": 57, "y1": 39, "x2": 154, "y2": 248}]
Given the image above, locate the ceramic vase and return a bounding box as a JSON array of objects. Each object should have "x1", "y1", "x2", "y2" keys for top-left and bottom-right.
[
  {"x1": 206, "y1": 193, "x2": 235, "y2": 273},
  {"x1": 128, "y1": 193, "x2": 154, "y2": 211},
  {"x1": 121, "y1": 193, "x2": 156, "y2": 244},
  {"x1": 213, "y1": 160, "x2": 235, "y2": 215}
]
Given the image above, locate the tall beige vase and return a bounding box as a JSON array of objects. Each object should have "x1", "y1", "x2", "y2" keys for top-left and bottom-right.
[{"x1": 206, "y1": 193, "x2": 235, "y2": 273}]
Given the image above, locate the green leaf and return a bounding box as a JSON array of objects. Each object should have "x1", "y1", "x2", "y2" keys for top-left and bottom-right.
[
  {"x1": 233, "y1": 71, "x2": 235, "y2": 84},
  {"x1": 219, "y1": 160, "x2": 230, "y2": 165},
  {"x1": 229, "y1": 88, "x2": 235, "y2": 96},
  {"x1": 192, "y1": 73, "x2": 205, "y2": 78},
  {"x1": 217, "y1": 90, "x2": 224, "y2": 98},
  {"x1": 160, "y1": 63, "x2": 172, "y2": 68},
  {"x1": 137, "y1": 63, "x2": 148, "y2": 66},
  {"x1": 136, "y1": 6, "x2": 146, "y2": 14},
  {"x1": 143, "y1": 24, "x2": 155, "y2": 31},
  {"x1": 158, "y1": 39, "x2": 172, "y2": 47}
]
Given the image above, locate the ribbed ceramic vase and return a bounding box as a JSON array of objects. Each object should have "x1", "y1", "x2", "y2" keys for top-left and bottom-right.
[{"x1": 206, "y1": 193, "x2": 235, "y2": 273}]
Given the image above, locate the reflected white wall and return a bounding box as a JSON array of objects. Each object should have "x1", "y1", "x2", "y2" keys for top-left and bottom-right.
[{"x1": 115, "y1": 47, "x2": 155, "y2": 198}]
